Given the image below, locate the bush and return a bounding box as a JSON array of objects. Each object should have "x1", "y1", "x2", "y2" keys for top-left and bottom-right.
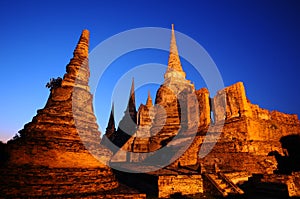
[{"x1": 46, "y1": 77, "x2": 62, "y2": 90}]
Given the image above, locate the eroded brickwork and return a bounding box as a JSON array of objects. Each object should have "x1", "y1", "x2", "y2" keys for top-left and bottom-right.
[
  {"x1": 109, "y1": 26, "x2": 300, "y2": 179},
  {"x1": 158, "y1": 175, "x2": 203, "y2": 198},
  {"x1": 0, "y1": 30, "x2": 145, "y2": 198},
  {"x1": 3, "y1": 26, "x2": 298, "y2": 198},
  {"x1": 105, "y1": 25, "x2": 300, "y2": 197},
  {"x1": 198, "y1": 82, "x2": 300, "y2": 174}
]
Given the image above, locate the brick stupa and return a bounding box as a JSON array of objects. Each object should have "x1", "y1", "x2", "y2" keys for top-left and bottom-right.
[
  {"x1": 0, "y1": 30, "x2": 145, "y2": 198},
  {"x1": 106, "y1": 25, "x2": 300, "y2": 198},
  {"x1": 111, "y1": 24, "x2": 198, "y2": 164}
]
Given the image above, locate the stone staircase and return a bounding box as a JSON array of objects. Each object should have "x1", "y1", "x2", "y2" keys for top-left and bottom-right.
[{"x1": 205, "y1": 172, "x2": 244, "y2": 197}]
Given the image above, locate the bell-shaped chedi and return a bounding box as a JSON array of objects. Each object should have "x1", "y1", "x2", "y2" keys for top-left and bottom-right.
[
  {"x1": 0, "y1": 30, "x2": 125, "y2": 198},
  {"x1": 112, "y1": 25, "x2": 200, "y2": 163},
  {"x1": 149, "y1": 24, "x2": 196, "y2": 151}
]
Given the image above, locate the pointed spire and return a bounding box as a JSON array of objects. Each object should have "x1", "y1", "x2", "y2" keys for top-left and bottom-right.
[
  {"x1": 62, "y1": 29, "x2": 90, "y2": 88},
  {"x1": 130, "y1": 77, "x2": 135, "y2": 105},
  {"x1": 105, "y1": 102, "x2": 116, "y2": 138},
  {"x1": 164, "y1": 24, "x2": 186, "y2": 79},
  {"x1": 73, "y1": 29, "x2": 89, "y2": 60},
  {"x1": 170, "y1": 24, "x2": 179, "y2": 58},
  {"x1": 109, "y1": 102, "x2": 115, "y2": 125},
  {"x1": 127, "y1": 77, "x2": 136, "y2": 111},
  {"x1": 126, "y1": 78, "x2": 137, "y2": 123},
  {"x1": 111, "y1": 79, "x2": 137, "y2": 149},
  {"x1": 146, "y1": 90, "x2": 153, "y2": 108}
]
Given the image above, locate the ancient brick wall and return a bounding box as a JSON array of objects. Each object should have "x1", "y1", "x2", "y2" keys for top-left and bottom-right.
[
  {"x1": 120, "y1": 80, "x2": 300, "y2": 173},
  {"x1": 198, "y1": 82, "x2": 300, "y2": 173},
  {"x1": 0, "y1": 165, "x2": 118, "y2": 197},
  {"x1": 196, "y1": 88, "x2": 211, "y2": 130},
  {"x1": 109, "y1": 25, "x2": 300, "y2": 189},
  {"x1": 213, "y1": 82, "x2": 252, "y2": 122},
  {"x1": 158, "y1": 175, "x2": 203, "y2": 198}
]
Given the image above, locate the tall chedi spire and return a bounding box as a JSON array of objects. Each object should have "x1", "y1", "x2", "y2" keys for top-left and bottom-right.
[
  {"x1": 61, "y1": 29, "x2": 90, "y2": 90},
  {"x1": 0, "y1": 30, "x2": 128, "y2": 197},
  {"x1": 146, "y1": 90, "x2": 153, "y2": 108},
  {"x1": 106, "y1": 103, "x2": 116, "y2": 138},
  {"x1": 164, "y1": 24, "x2": 186, "y2": 80},
  {"x1": 100, "y1": 103, "x2": 117, "y2": 150},
  {"x1": 149, "y1": 24, "x2": 195, "y2": 152},
  {"x1": 126, "y1": 78, "x2": 137, "y2": 121}
]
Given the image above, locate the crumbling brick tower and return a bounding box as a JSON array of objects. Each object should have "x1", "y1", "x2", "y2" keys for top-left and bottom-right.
[{"x1": 0, "y1": 30, "x2": 145, "y2": 198}]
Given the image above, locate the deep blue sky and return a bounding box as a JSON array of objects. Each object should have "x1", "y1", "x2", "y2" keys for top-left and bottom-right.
[{"x1": 0, "y1": 0, "x2": 300, "y2": 142}]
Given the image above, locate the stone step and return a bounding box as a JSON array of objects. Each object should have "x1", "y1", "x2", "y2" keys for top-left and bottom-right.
[
  {"x1": 206, "y1": 173, "x2": 244, "y2": 197},
  {"x1": 218, "y1": 183, "x2": 229, "y2": 189},
  {"x1": 225, "y1": 187, "x2": 235, "y2": 193}
]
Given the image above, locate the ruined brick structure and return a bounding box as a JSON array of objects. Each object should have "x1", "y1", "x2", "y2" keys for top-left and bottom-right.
[
  {"x1": 109, "y1": 25, "x2": 300, "y2": 171},
  {"x1": 1, "y1": 25, "x2": 299, "y2": 198},
  {"x1": 118, "y1": 91, "x2": 155, "y2": 162},
  {"x1": 0, "y1": 30, "x2": 145, "y2": 198},
  {"x1": 111, "y1": 24, "x2": 199, "y2": 164},
  {"x1": 196, "y1": 82, "x2": 300, "y2": 174},
  {"x1": 106, "y1": 25, "x2": 300, "y2": 198}
]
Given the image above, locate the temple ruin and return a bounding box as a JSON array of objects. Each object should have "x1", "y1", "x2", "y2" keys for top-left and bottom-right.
[
  {"x1": 0, "y1": 30, "x2": 145, "y2": 198},
  {"x1": 0, "y1": 25, "x2": 299, "y2": 198},
  {"x1": 104, "y1": 25, "x2": 300, "y2": 198}
]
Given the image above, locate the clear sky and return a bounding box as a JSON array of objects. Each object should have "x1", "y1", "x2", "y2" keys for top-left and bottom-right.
[{"x1": 0, "y1": 0, "x2": 300, "y2": 142}]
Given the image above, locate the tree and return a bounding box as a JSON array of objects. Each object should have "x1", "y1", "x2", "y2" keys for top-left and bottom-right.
[{"x1": 46, "y1": 77, "x2": 62, "y2": 90}]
